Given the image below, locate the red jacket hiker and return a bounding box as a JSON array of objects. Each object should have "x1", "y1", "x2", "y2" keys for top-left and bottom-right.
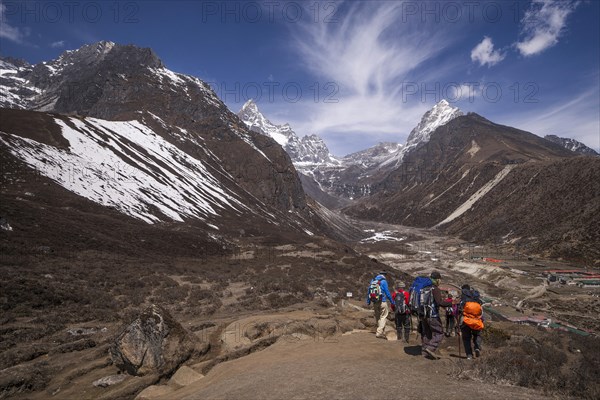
[
  {"x1": 392, "y1": 284, "x2": 411, "y2": 342},
  {"x1": 391, "y1": 289, "x2": 409, "y2": 312}
]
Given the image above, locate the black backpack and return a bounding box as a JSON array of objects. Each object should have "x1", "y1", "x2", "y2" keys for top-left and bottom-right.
[{"x1": 395, "y1": 291, "x2": 408, "y2": 314}]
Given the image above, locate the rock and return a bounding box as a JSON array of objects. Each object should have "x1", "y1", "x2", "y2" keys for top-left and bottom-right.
[
  {"x1": 134, "y1": 384, "x2": 175, "y2": 400},
  {"x1": 168, "y1": 366, "x2": 204, "y2": 388},
  {"x1": 93, "y1": 374, "x2": 127, "y2": 387},
  {"x1": 110, "y1": 304, "x2": 195, "y2": 377}
]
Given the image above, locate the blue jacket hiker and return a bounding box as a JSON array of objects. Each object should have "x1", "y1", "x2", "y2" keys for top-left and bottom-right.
[
  {"x1": 418, "y1": 271, "x2": 455, "y2": 359},
  {"x1": 366, "y1": 271, "x2": 395, "y2": 340}
]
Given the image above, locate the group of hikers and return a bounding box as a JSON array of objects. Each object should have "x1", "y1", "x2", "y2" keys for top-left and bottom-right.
[{"x1": 366, "y1": 271, "x2": 484, "y2": 360}]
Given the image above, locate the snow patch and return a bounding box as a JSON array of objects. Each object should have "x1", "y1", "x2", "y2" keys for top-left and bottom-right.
[
  {"x1": 0, "y1": 116, "x2": 249, "y2": 223},
  {"x1": 360, "y1": 231, "x2": 406, "y2": 243}
]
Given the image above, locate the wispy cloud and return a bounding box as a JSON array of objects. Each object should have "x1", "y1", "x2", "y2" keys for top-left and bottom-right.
[
  {"x1": 471, "y1": 37, "x2": 506, "y2": 67},
  {"x1": 275, "y1": 1, "x2": 456, "y2": 155},
  {"x1": 0, "y1": 1, "x2": 29, "y2": 43},
  {"x1": 516, "y1": 0, "x2": 579, "y2": 57},
  {"x1": 499, "y1": 86, "x2": 600, "y2": 152},
  {"x1": 50, "y1": 40, "x2": 66, "y2": 48}
]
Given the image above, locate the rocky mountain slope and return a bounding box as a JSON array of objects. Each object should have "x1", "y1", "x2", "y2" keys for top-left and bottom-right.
[
  {"x1": 0, "y1": 42, "x2": 333, "y2": 242},
  {"x1": 345, "y1": 113, "x2": 600, "y2": 263}
]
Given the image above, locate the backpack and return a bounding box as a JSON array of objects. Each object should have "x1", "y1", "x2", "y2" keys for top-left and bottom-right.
[
  {"x1": 394, "y1": 291, "x2": 408, "y2": 314},
  {"x1": 408, "y1": 277, "x2": 434, "y2": 318},
  {"x1": 462, "y1": 301, "x2": 484, "y2": 331},
  {"x1": 368, "y1": 278, "x2": 382, "y2": 302},
  {"x1": 458, "y1": 288, "x2": 484, "y2": 330},
  {"x1": 458, "y1": 288, "x2": 481, "y2": 314}
]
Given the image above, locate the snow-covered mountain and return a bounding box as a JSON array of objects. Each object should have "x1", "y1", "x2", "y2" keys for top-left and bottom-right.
[
  {"x1": 380, "y1": 99, "x2": 463, "y2": 168},
  {"x1": 237, "y1": 99, "x2": 464, "y2": 204},
  {"x1": 0, "y1": 113, "x2": 247, "y2": 224},
  {"x1": 406, "y1": 99, "x2": 464, "y2": 147},
  {"x1": 0, "y1": 41, "x2": 324, "y2": 236},
  {"x1": 544, "y1": 135, "x2": 599, "y2": 156},
  {"x1": 299, "y1": 100, "x2": 462, "y2": 202},
  {"x1": 341, "y1": 142, "x2": 403, "y2": 169},
  {"x1": 237, "y1": 99, "x2": 340, "y2": 166}
]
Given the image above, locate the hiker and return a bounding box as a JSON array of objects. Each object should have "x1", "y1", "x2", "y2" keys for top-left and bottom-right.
[
  {"x1": 392, "y1": 281, "x2": 411, "y2": 343},
  {"x1": 366, "y1": 271, "x2": 395, "y2": 339},
  {"x1": 413, "y1": 271, "x2": 458, "y2": 359},
  {"x1": 458, "y1": 284, "x2": 484, "y2": 360},
  {"x1": 444, "y1": 293, "x2": 457, "y2": 337}
]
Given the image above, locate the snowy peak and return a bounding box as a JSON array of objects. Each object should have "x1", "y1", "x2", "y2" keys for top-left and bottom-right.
[
  {"x1": 544, "y1": 135, "x2": 599, "y2": 156},
  {"x1": 342, "y1": 142, "x2": 403, "y2": 168},
  {"x1": 237, "y1": 101, "x2": 339, "y2": 166},
  {"x1": 241, "y1": 98, "x2": 259, "y2": 114},
  {"x1": 295, "y1": 134, "x2": 339, "y2": 165},
  {"x1": 377, "y1": 100, "x2": 463, "y2": 169},
  {"x1": 406, "y1": 99, "x2": 463, "y2": 148},
  {"x1": 237, "y1": 99, "x2": 289, "y2": 146}
]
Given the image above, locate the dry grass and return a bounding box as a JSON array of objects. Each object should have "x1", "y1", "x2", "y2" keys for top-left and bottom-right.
[{"x1": 467, "y1": 324, "x2": 600, "y2": 399}]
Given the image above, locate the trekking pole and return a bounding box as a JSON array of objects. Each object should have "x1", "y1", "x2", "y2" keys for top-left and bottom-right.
[{"x1": 455, "y1": 317, "x2": 461, "y2": 358}]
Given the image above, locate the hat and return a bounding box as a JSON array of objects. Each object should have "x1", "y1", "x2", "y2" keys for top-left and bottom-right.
[
  {"x1": 430, "y1": 271, "x2": 442, "y2": 280},
  {"x1": 378, "y1": 271, "x2": 388, "y2": 275},
  {"x1": 461, "y1": 284, "x2": 471, "y2": 290},
  {"x1": 396, "y1": 281, "x2": 406, "y2": 289}
]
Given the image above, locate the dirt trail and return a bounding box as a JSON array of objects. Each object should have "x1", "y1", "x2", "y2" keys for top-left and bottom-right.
[{"x1": 159, "y1": 330, "x2": 545, "y2": 400}]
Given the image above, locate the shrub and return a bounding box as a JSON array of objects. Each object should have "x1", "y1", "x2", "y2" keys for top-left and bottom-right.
[
  {"x1": 482, "y1": 324, "x2": 511, "y2": 347},
  {"x1": 472, "y1": 331, "x2": 599, "y2": 399}
]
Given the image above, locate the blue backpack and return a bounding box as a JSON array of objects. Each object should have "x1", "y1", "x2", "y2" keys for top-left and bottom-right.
[{"x1": 409, "y1": 277, "x2": 434, "y2": 317}]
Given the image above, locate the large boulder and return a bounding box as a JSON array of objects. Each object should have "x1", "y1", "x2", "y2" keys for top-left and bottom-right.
[{"x1": 110, "y1": 304, "x2": 195, "y2": 376}]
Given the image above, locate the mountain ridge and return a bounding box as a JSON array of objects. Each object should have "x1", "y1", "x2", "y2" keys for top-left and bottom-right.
[{"x1": 0, "y1": 42, "x2": 330, "y2": 239}]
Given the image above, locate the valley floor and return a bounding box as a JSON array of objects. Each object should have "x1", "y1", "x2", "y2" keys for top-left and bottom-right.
[{"x1": 1, "y1": 218, "x2": 598, "y2": 399}]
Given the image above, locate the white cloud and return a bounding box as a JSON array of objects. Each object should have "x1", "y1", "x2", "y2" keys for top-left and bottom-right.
[
  {"x1": 471, "y1": 37, "x2": 506, "y2": 67},
  {"x1": 50, "y1": 40, "x2": 66, "y2": 48},
  {"x1": 516, "y1": 0, "x2": 578, "y2": 57},
  {"x1": 449, "y1": 83, "x2": 481, "y2": 102},
  {"x1": 0, "y1": 1, "x2": 28, "y2": 43},
  {"x1": 275, "y1": 2, "x2": 456, "y2": 155}
]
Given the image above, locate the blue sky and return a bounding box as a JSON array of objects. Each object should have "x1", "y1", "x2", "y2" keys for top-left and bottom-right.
[{"x1": 1, "y1": 0, "x2": 598, "y2": 156}]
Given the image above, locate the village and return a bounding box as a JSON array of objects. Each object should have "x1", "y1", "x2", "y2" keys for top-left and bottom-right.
[{"x1": 454, "y1": 254, "x2": 599, "y2": 336}]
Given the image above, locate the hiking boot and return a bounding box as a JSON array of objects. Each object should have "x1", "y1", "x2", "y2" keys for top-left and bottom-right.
[
  {"x1": 376, "y1": 334, "x2": 388, "y2": 340},
  {"x1": 466, "y1": 355, "x2": 473, "y2": 360},
  {"x1": 423, "y1": 348, "x2": 440, "y2": 359},
  {"x1": 475, "y1": 349, "x2": 481, "y2": 357}
]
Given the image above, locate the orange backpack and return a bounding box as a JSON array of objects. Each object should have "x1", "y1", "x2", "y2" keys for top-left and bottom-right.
[{"x1": 462, "y1": 302, "x2": 484, "y2": 331}]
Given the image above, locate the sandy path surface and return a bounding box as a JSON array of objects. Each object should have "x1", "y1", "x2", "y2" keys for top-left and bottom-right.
[{"x1": 161, "y1": 331, "x2": 545, "y2": 400}]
